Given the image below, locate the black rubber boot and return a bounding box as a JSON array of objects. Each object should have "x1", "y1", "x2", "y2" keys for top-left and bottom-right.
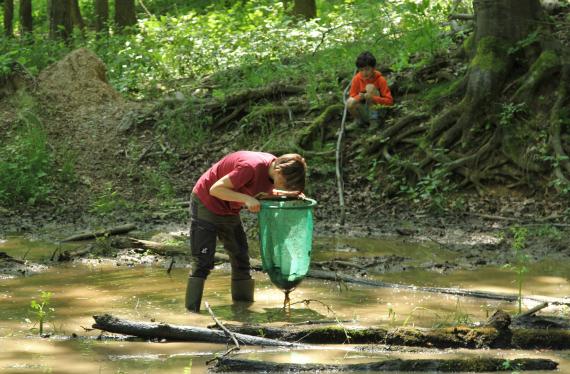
[
  {"x1": 231, "y1": 278, "x2": 255, "y2": 302},
  {"x1": 185, "y1": 277, "x2": 205, "y2": 312}
]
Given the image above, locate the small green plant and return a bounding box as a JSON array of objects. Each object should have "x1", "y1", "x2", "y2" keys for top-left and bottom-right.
[
  {"x1": 504, "y1": 226, "x2": 530, "y2": 314},
  {"x1": 387, "y1": 303, "x2": 397, "y2": 325},
  {"x1": 499, "y1": 102, "x2": 526, "y2": 128},
  {"x1": 29, "y1": 291, "x2": 54, "y2": 336},
  {"x1": 89, "y1": 182, "x2": 130, "y2": 215},
  {"x1": 183, "y1": 359, "x2": 193, "y2": 374},
  {"x1": 402, "y1": 306, "x2": 432, "y2": 327}
]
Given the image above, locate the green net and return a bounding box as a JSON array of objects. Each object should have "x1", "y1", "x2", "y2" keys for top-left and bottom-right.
[{"x1": 258, "y1": 197, "x2": 317, "y2": 291}]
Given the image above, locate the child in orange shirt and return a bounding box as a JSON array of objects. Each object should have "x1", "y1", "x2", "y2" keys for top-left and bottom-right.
[{"x1": 346, "y1": 51, "x2": 393, "y2": 131}]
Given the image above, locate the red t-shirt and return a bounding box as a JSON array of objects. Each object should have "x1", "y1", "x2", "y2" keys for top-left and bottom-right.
[
  {"x1": 349, "y1": 70, "x2": 393, "y2": 106},
  {"x1": 193, "y1": 151, "x2": 276, "y2": 216}
]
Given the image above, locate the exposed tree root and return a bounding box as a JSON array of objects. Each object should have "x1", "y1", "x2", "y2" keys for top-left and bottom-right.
[
  {"x1": 548, "y1": 54, "x2": 570, "y2": 184},
  {"x1": 297, "y1": 103, "x2": 343, "y2": 148}
]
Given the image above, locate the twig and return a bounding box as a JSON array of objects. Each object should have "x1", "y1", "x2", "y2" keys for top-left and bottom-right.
[
  {"x1": 311, "y1": 22, "x2": 352, "y2": 56},
  {"x1": 137, "y1": 0, "x2": 153, "y2": 17},
  {"x1": 49, "y1": 243, "x2": 61, "y2": 261},
  {"x1": 514, "y1": 302, "x2": 549, "y2": 319},
  {"x1": 449, "y1": 13, "x2": 474, "y2": 20},
  {"x1": 204, "y1": 301, "x2": 240, "y2": 350},
  {"x1": 22, "y1": 247, "x2": 32, "y2": 261},
  {"x1": 336, "y1": 71, "x2": 354, "y2": 226},
  {"x1": 425, "y1": 235, "x2": 455, "y2": 251},
  {"x1": 287, "y1": 299, "x2": 351, "y2": 343},
  {"x1": 166, "y1": 257, "x2": 175, "y2": 274}
]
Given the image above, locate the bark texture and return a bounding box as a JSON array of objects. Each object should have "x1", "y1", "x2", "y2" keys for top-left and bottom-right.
[
  {"x1": 94, "y1": 0, "x2": 108, "y2": 33},
  {"x1": 114, "y1": 0, "x2": 136, "y2": 29},
  {"x1": 48, "y1": 0, "x2": 72, "y2": 39},
  {"x1": 19, "y1": 0, "x2": 32, "y2": 34},
  {"x1": 292, "y1": 0, "x2": 317, "y2": 19},
  {"x1": 3, "y1": 0, "x2": 14, "y2": 37}
]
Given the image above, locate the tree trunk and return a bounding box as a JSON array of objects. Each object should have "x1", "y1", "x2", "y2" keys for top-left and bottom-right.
[
  {"x1": 433, "y1": 0, "x2": 543, "y2": 148},
  {"x1": 19, "y1": 0, "x2": 32, "y2": 34},
  {"x1": 70, "y1": 0, "x2": 84, "y2": 30},
  {"x1": 48, "y1": 0, "x2": 72, "y2": 39},
  {"x1": 3, "y1": 0, "x2": 13, "y2": 37},
  {"x1": 114, "y1": 0, "x2": 136, "y2": 30},
  {"x1": 94, "y1": 0, "x2": 108, "y2": 33},
  {"x1": 292, "y1": 0, "x2": 316, "y2": 20}
]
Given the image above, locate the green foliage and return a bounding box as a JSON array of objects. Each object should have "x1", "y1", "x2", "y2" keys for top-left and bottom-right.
[
  {"x1": 29, "y1": 291, "x2": 54, "y2": 336},
  {"x1": 155, "y1": 103, "x2": 210, "y2": 149},
  {"x1": 504, "y1": 226, "x2": 530, "y2": 315},
  {"x1": 392, "y1": 155, "x2": 455, "y2": 212},
  {"x1": 0, "y1": 95, "x2": 54, "y2": 206},
  {"x1": 89, "y1": 182, "x2": 131, "y2": 215},
  {"x1": 1, "y1": 0, "x2": 454, "y2": 100},
  {"x1": 499, "y1": 103, "x2": 526, "y2": 128}
]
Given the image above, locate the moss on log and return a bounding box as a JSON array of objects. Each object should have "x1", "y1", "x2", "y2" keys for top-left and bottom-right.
[
  {"x1": 212, "y1": 357, "x2": 558, "y2": 372},
  {"x1": 297, "y1": 103, "x2": 343, "y2": 148},
  {"x1": 220, "y1": 323, "x2": 570, "y2": 349}
]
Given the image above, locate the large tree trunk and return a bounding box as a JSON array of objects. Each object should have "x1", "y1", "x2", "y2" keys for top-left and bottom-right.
[
  {"x1": 48, "y1": 0, "x2": 72, "y2": 39},
  {"x1": 70, "y1": 0, "x2": 84, "y2": 30},
  {"x1": 94, "y1": 0, "x2": 108, "y2": 33},
  {"x1": 114, "y1": 0, "x2": 136, "y2": 30},
  {"x1": 292, "y1": 0, "x2": 316, "y2": 20},
  {"x1": 19, "y1": 0, "x2": 32, "y2": 34},
  {"x1": 3, "y1": 0, "x2": 13, "y2": 37},
  {"x1": 438, "y1": 0, "x2": 543, "y2": 147}
]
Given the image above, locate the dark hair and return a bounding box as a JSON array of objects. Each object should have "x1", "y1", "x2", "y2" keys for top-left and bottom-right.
[
  {"x1": 275, "y1": 154, "x2": 307, "y2": 192},
  {"x1": 355, "y1": 51, "x2": 376, "y2": 69}
]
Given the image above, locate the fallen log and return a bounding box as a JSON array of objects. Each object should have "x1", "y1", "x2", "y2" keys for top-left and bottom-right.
[
  {"x1": 128, "y1": 238, "x2": 186, "y2": 256},
  {"x1": 61, "y1": 224, "x2": 137, "y2": 242},
  {"x1": 92, "y1": 314, "x2": 570, "y2": 350},
  {"x1": 217, "y1": 311, "x2": 570, "y2": 350},
  {"x1": 92, "y1": 314, "x2": 305, "y2": 348},
  {"x1": 212, "y1": 357, "x2": 558, "y2": 372}
]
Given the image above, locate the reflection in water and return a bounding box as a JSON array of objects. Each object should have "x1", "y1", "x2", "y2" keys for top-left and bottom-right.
[{"x1": 0, "y1": 235, "x2": 568, "y2": 373}]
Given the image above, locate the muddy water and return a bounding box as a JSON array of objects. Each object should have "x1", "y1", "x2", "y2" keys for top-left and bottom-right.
[{"x1": 1, "y1": 235, "x2": 569, "y2": 373}]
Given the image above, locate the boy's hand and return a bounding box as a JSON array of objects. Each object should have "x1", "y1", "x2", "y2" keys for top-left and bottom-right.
[{"x1": 245, "y1": 196, "x2": 261, "y2": 213}]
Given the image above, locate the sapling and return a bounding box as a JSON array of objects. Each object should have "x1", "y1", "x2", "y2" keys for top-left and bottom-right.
[
  {"x1": 29, "y1": 291, "x2": 54, "y2": 336},
  {"x1": 506, "y1": 227, "x2": 529, "y2": 314}
]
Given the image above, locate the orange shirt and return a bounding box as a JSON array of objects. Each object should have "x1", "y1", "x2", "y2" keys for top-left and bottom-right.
[{"x1": 349, "y1": 70, "x2": 393, "y2": 106}]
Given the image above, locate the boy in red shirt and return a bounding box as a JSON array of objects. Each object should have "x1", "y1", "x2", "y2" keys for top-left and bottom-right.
[
  {"x1": 186, "y1": 151, "x2": 307, "y2": 312},
  {"x1": 347, "y1": 51, "x2": 393, "y2": 131}
]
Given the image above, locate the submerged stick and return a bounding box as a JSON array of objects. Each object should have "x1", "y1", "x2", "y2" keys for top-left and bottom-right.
[{"x1": 62, "y1": 224, "x2": 137, "y2": 242}]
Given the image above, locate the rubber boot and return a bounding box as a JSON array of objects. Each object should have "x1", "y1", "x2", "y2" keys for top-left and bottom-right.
[
  {"x1": 231, "y1": 278, "x2": 255, "y2": 302},
  {"x1": 185, "y1": 277, "x2": 205, "y2": 312}
]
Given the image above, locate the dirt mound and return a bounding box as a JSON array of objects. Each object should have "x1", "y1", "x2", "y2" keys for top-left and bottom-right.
[{"x1": 38, "y1": 48, "x2": 122, "y2": 110}]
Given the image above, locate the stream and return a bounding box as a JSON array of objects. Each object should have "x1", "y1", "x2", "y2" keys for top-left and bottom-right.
[{"x1": 1, "y1": 234, "x2": 569, "y2": 373}]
